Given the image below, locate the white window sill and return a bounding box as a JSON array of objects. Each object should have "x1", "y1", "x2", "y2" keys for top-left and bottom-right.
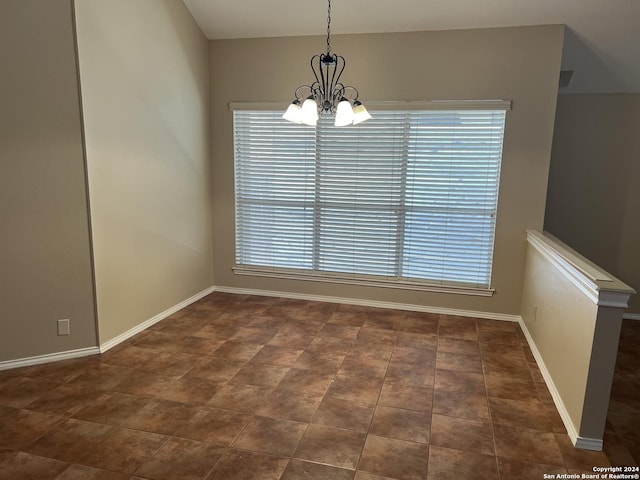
[{"x1": 232, "y1": 266, "x2": 495, "y2": 297}]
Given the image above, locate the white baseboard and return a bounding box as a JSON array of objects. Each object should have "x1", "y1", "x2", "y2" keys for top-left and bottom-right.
[
  {"x1": 574, "y1": 436, "x2": 604, "y2": 451},
  {"x1": 518, "y1": 317, "x2": 603, "y2": 451},
  {"x1": 1, "y1": 284, "x2": 517, "y2": 371},
  {"x1": 0, "y1": 346, "x2": 101, "y2": 371},
  {"x1": 623, "y1": 313, "x2": 640, "y2": 321},
  {"x1": 99, "y1": 286, "x2": 215, "y2": 353},
  {"x1": 212, "y1": 285, "x2": 521, "y2": 322}
]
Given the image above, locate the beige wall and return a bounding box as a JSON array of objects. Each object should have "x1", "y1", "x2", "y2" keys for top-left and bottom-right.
[
  {"x1": 0, "y1": 0, "x2": 97, "y2": 361},
  {"x1": 75, "y1": 0, "x2": 213, "y2": 343},
  {"x1": 210, "y1": 26, "x2": 564, "y2": 314},
  {"x1": 521, "y1": 242, "x2": 598, "y2": 435},
  {"x1": 545, "y1": 93, "x2": 640, "y2": 314},
  {"x1": 520, "y1": 231, "x2": 631, "y2": 446}
]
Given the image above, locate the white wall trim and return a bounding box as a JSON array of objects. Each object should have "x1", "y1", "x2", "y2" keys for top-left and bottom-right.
[
  {"x1": 623, "y1": 313, "x2": 640, "y2": 321},
  {"x1": 0, "y1": 346, "x2": 100, "y2": 371},
  {"x1": 213, "y1": 285, "x2": 520, "y2": 322},
  {"x1": 574, "y1": 437, "x2": 605, "y2": 451},
  {"x1": 232, "y1": 266, "x2": 495, "y2": 297},
  {"x1": 99, "y1": 286, "x2": 215, "y2": 353},
  {"x1": 527, "y1": 231, "x2": 600, "y2": 304},
  {"x1": 229, "y1": 99, "x2": 512, "y2": 111},
  {"x1": 518, "y1": 317, "x2": 603, "y2": 451},
  {"x1": 526, "y1": 230, "x2": 634, "y2": 309}
]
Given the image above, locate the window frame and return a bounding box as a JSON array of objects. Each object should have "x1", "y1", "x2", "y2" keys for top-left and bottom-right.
[{"x1": 231, "y1": 100, "x2": 511, "y2": 297}]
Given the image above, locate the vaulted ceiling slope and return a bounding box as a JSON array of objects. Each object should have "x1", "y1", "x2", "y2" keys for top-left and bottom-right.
[{"x1": 183, "y1": 0, "x2": 640, "y2": 93}]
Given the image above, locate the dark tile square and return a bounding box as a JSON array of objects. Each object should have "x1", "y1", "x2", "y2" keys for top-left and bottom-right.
[
  {"x1": 212, "y1": 341, "x2": 264, "y2": 361},
  {"x1": 391, "y1": 347, "x2": 436, "y2": 366},
  {"x1": 430, "y1": 413, "x2": 494, "y2": 455},
  {"x1": 369, "y1": 405, "x2": 430, "y2": 443},
  {"x1": 227, "y1": 327, "x2": 273, "y2": 345},
  {"x1": 122, "y1": 399, "x2": 197, "y2": 435},
  {"x1": 54, "y1": 464, "x2": 132, "y2": 479},
  {"x1": 489, "y1": 396, "x2": 553, "y2": 431},
  {"x1": 277, "y1": 368, "x2": 338, "y2": 396},
  {"x1": 72, "y1": 391, "x2": 147, "y2": 426},
  {"x1": 435, "y1": 352, "x2": 483, "y2": 373},
  {"x1": 185, "y1": 357, "x2": 246, "y2": 382},
  {"x1": 232, "y1": 416, "x2": 307, "y2": 457},
  {"x1": 153, "y1": 376, "x2": 223, "y2": 404},
  {"x1": 229, "y1": 363, "x2": 290, "y2": 387},
  {"x1": 293, "y1": 350, "x2": 345, "y2": 373},
  {"x1": 294, "y1": 424, "x2": 366, "y2": 469},
  {"x1": 396, "y1": 332, "x2": 438, "y2": 349},
  {"x1": 312, "y1": 396, "x2": 374, "y2": 432},
  {"x1": 0, "y1": 451, "x2": 69, "y2": 480},
  {"x1": 378, "y1": 382, "x2": 433, "y2": 412},
  {"x1": 135, "y1": 437, "x2": 225, "y2": 480},
  {"x1": 26, "y1": 418, "x2": 114, "y2": 463},
  {"x1": 437, "y1": 337, "x2": 480, "y2": 355},
  {"x1": 208, "y1": 384, "x2": 274, "y2": 414},
  {"x1": 434, "y1": 369, "x2": 486, "y2": 394},
  {"x1": 248, "y1": 345, "x2": 304, "y2": 366},
  {"x1": 493, "y1": 425, "x2": 564, "y2": 466},
  {"x1": 432, "y1": 391, "x2": 488, "y2": 419},
  {"x1": 317, "y1": 323, "x2": 361, "y2": 339},
  {"x1": 175, "y1": 407, "x2": 250, "y2": 445},
  {"x1": 338, "y1": 354, "x2": 389, "y2": 379},
  {"x1": 497, "y1": 458, "x2": 568, "y2": 480},
  {"x1": 257, "y1": 387, "x2": 324, "y2": 423},
  {"x1": 267, "y1": 332, "x2": 314, "y2": 349},
  {"x1": 427, "y1": 446, "x2": 498, "y2": 480},
  {"x1": 358, "y1": 435, "x2": 429, "y2": 480},
  {"x1": 0, "y1": 407, "x2": 63, "y2": 450},
  {"x1": 438, "y1": 316, "x2": 478, "y2": 341},
  {"x1": 327, "y1": 374, "x2": 384, "y2": 408},
  {"x1": 68, "y1": 363, "x2": 134, "y2": 391},
  {"x1": 282, "y1": 459, "x2": 355, "y2": 480},
  {"x1": 78, "y1": 427, "x2": 168, "y2": 474},
  {"x1": 26, "y1": 358, "x2": 95, "y2": 383},
  {"x1": 0, "y1": 377, "x2": 61, "y2": 409},
  {"x1": 385, "y1": 362, "x2": 435, "y2": 387},
  {"x1": 24, "y1": 384, "x2": 97, "y2": 417},
  {"x1": 484, "y1": 373, "x2": 538, "y2": 401},
  {"x1": 478, "y1": 329, "x2": 521, "y2": 346},
  {"x1": 207, "y1": 449, "x2": 289, "y2": 480}
]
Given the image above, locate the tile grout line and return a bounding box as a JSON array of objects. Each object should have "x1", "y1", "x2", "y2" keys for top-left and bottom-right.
[
  {"x1": 478, "y1": 319, "x2": 502, "y2": 480},
  {"x1": 425, "y1": 314, "x2": 443, "y2": 480},
  {"x1": 351, "y1": 322, "x2": 395, "y2": 477}
]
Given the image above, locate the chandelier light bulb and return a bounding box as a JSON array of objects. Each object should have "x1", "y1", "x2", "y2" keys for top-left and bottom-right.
[
  {"x1": 334, "y1": 99, "x2": 355, "y2": 126},
  {"x1": 352, "y1": 101, "x2": 372, "y2": 125},
  {"x1": 282, "y1": 101, "x2": 303, "y2": 123},
  {"x1": 300, "y1": 98, "x2": 319, "y2": 126}
]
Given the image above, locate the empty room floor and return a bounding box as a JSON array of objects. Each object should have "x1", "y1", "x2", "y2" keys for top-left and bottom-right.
[
  {"x1": 0, "y1": 292, "x2": 628, "y2": 479},
  {"x1": 605, "y1": 319, "x2": 640, "y2": 466}
]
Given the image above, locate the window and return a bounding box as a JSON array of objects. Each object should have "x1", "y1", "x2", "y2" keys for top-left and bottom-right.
[{"x1": 233, "y1": 102, "x2": 508, "y2": 293}]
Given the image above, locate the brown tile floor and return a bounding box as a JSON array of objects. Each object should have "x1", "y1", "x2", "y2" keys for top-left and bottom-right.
[
  {"x1": 604, "y1": 319, "x2": 640, "y2": 466},
  {"x1": 0, "y1": 293, "x2": 633, "y2": 479}
]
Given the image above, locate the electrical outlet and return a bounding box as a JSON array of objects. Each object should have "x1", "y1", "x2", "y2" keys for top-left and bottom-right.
[
  {"x1": 57, "y1": 319, "x2": 70, "y2": 336},
  {"x1": 533, "y1": 305, "x2": 538, "y2": 321}
]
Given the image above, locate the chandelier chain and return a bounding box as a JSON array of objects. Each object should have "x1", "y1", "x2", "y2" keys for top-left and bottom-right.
[{"x1": 326, "y1": 0, "x2": 332, "y2": 55}]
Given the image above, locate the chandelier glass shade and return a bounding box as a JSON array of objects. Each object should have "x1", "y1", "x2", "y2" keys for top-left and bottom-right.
[{"x1": 283, "y1": 0, "x2": 371, "y2": 127}]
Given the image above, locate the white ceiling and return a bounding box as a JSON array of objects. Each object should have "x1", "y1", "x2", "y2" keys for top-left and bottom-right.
[{"x1": 183, "y1": 0, "x2": 640, "y2": 93}]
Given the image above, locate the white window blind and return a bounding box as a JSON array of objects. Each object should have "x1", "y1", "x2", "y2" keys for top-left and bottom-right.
[{"x1": 233, "y1": 106, "x2": 506, "y2": 291}]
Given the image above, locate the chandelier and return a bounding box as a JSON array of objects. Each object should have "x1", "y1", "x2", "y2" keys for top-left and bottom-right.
[{"x1": 283, "y1": 0, "x2": 372, "y2": 127}]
